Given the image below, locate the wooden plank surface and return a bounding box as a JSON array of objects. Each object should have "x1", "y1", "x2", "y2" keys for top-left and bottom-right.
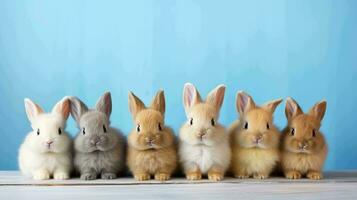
[{"x1": 1, "y1": 171, "x2": 357, "y2": 200}]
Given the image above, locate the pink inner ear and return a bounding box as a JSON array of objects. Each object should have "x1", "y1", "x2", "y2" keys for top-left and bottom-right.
[
  {"x1": 185, "y1": 87, "x2": 194, "y2": 107},
  {"x1": 287, "y1": 101, "x2": 295, "y2": 116},
  {"x1": 62, "y1": 101, "x2": 70, "y2": 119},
  {"x1": 215, "y1": 87, "x2": 225, "y2": 108},
  {"x1": 239, "y1": 94, "x2": 248, "y2": 112},
  {"x1": 104, "y1": 95, "x2": 111, "y2": 115}
]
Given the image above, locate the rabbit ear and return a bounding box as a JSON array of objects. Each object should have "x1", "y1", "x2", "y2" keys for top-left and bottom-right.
[
  {"x1": 96, "y1": 92, "x2": 112, "y2": 117},
  {"x1": 24, "y1": 98, "x2": 44, "y2": 123},
  {"x1": 236, "y1": 91, "x2": 256, "y2": 116},
  {"x1": 150, "y1": 90, "x2": 165, "y2": 115},
  {"x1": 183, "y1": 83, "x2": 202, "y2": 113},
  {"x1": 52, "y1": 97, "x2": 71, "y2": 120},
  {"x1": 285, "y1": 97, "x2": 303, "y2": 121},
  {"x1": 69, "y1": 97, "x2": 88, "y2": 123},
  {"x1": 206, "y1": 84, "x2": 226, "y2": 112},
  {"x1": 308, "y1": 100, "x2": 327, "y2": 122},
  {"x1": 263, "y1": 98, "x2": 283, "y2": 114},
  {"x1": 128, "y1": 91, "x2": 146, "y2": 118}
]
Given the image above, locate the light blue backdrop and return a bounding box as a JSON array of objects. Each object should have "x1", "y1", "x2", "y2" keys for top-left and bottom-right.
[{"x1": 0, "y1": 0, "x2": 356, "y2": 170}]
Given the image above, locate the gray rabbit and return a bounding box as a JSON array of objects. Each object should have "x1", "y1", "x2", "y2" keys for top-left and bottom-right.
[{"x1": 70, "y1": 92, "x2": 125, "y2": 180}]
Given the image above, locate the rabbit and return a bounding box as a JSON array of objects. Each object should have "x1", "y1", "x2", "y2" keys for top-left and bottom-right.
[
  {"x1": 229, "y1": 91, "x2": 282, "y2": 179},
  {"x1": 127, "y1": 90, "x2": 177, "y2": 181},
  {"x1": 179, "y1": 83, "x2": 230, "y2": 181},
  {"x1": 19, "y1": 97, "x2": 72, "y2": 180},
  {"x1": 280, "y1": 97, "x2": 328, "y2": 180},
  {"x1": 70, "y1": 92, "x2": 126, "y2": 180}
]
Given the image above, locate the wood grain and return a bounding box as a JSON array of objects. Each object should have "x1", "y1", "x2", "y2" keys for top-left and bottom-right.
[{"x1": 1, "y1": 171, "x2": 357, "y2": 200}]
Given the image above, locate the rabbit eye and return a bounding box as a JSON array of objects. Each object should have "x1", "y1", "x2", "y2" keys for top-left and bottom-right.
[
  {"x1": 266, "y1": 123, "x2": 270, "y2": 130},
  {"x1": 211, "y1": 118, "x2": 215, "y2": 126},
  {"x1": 137, "y1": 124, "x2": 141, "y2": 132},
  {"x1": 82, "y1": 128, "x2": 86, "y2": 135},
  {"x1": 290, "y1": 128, "x2": 295, "y2": 136},
  {"x1": 158, "y1": 123, "x2": 162, "y2": 131},
  {"x1": 244, "y1": 122, "x2": 248, "y2": 129},
  {"x1": 190, "y1": 118, "x2": 193, "y2": 126},
  {"x1": 103, "y1": 125, "x2": 107, "y2": 133},
  {"x1": 58, "y1": 128, "x2": 62, "y2": 135},
  {"x1": 312, "y1": 129, "x2": 316, "y2": 137},
  {"x1": 37, "y1": 129, "x2": 40, "y2": 135}
]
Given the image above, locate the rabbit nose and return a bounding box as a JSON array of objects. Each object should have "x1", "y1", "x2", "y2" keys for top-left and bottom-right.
[
  {"x1": 146, "y1": 137, "x2": 154, "y2": 142},
  {"x1": 198, "y1": 129, "x2": 207, "y2": 137},
  {"x1": 46, "y1": 141, "x2": 54, "y2": 145},
  {"x1": 255, "y1": 134, "x2": 263, "y2": 143},
  {"x1": 298, "y1": 141, "x2": 308, "y2": 149},
  {"x1": 90, "y1": 137, "x2": 100, "y2": 145}
]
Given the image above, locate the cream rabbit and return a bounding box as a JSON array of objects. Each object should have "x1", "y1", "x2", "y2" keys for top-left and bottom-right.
[
  {"x1": 229, "y1": 91, "x2": 282, "y2": 179},
  {"x1": 281, "y1": 97, "x2": 328, "y2": 180},
  {"x1": 179, "y1": 83, "x2": 230, "y2": 181},
  {"x1": 19, "y1": 97, "x2": 72, "y2": 180}
]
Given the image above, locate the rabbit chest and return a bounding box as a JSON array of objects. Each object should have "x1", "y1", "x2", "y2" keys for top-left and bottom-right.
[
  {"x1": 181, "y1": 139, "x2": 231, "y2": 174},
  {"x1": 283, "y1": 150, "x2": 326, "y2": 173},
  {"x1": 134, "y1": 149, "x2": 167, "y2": 174},
  {"x1": 75, "y1": 150, "x2": 118, "y2": 173},
  {"x1": 233, "y1": 147, "x2": 279, "y2": 173},
  {"x1": 20, "y1": 146, "x2": 70, "y2": 175},
  {"x1": 183, "y1": 144, "x2": 220, "y2": 173}
]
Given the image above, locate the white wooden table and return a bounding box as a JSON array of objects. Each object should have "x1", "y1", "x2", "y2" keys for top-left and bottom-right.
[{"x1": 1, "y1": 171, "x2": 357, "y2": 200}]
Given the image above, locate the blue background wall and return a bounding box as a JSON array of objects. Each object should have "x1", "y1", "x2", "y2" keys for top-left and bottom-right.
[{"x1": 0, "y1": 0, "x2": 356, "y2": 170}]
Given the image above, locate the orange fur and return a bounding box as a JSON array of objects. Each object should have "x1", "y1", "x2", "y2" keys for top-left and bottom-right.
[
  {"x1": 230, "y1": 92, "x2": 282, "y2": 179},
  {"x1": 280, "y1": 97, "x2": 328, "y2": 180},
  {"x1": 127, "y1": 91, "x2": 177, "y2": 181}
]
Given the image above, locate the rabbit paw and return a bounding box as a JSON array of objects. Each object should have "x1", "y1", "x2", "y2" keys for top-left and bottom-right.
[
  {"x1": 53, "y1": 172, "x2": 69, "y2": 180},
  {"x1": 101, "y1": 173, "x2": 117, "y2": 180},
  {"x1": 285, "y1": 170, "x2": 302, "y2": 179},
  {"x1": 186, "y1": 171, "x2": 202, "y2": 180},
  {"x1": 208, "y1": 172, "x2": 224, "y2": 181},
  {"x1": 307, "y1": 171, "x2": 322, "y2": 180},
  {"x1": 155, "y1": 173, "x2": 170, "y2": 181},
  {"x1": 234, "y1": 174, "x2": 249, "y2": 179},
  {"x1": 33, "y1": 170, "x2": 50, "y2": 180},
  {"x1": 253, "y1": 173, "x2": 268, "y2": 179},
  {"x1": 81, "y1": 173, "x2": 97, "y2": 180},
  {"x1": 134, "y1": 173, "x2": 150, "y2": 181}
]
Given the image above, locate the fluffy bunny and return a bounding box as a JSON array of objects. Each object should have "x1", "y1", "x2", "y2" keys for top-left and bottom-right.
[
  {"x1": 127, "y1": 90, "x2": 177, "y2": 181},
  {"x1": 70, "y1": 92, "x2": 126, "y2": 180},
  {"x1": 19, "y1": 97, "x2": 72, "y2": 180},
  {"x1": 179, "y1": 83, "x2": 230, "y2": 181},
  {"x1": 280, "y1": 97, "x2": 328, "y2": 180},
  {"x1": 229, "y1": 91, "x2": 282, "y2": 179}
]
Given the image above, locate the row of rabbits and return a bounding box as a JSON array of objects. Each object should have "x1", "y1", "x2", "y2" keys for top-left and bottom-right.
[{"x1": 19, "y1": 83, "x2": 328, "y2": 181}]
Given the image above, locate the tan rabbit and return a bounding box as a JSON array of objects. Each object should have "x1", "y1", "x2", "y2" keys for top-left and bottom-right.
[
  {"x1": 281, "y1": 97, "x2": 328, "y2": 180},
  {"x1": 127, "y1": 90, "x2": 177, "y2": 181},
  {"x1": 179, "y1": 83, "x2": 231, "y2": 181},
  {"x1": 229, "y1": 91, "x2": 282, "y2": 179}
]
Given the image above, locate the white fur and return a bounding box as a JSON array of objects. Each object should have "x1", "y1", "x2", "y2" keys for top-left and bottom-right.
[
  {"x1": 179, "y1": 135, "x2": 231, "y2": 173},
  {"x1": 19, "y1": 98, "x2": 72, "y2": 180},
  {"x1": 179, "y1": 83, "x2": 231, "y2": 176}
]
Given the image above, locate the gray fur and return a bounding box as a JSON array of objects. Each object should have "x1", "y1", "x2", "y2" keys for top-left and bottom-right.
[{"x1": 70, "y1": 92, "x2": 126, "y2": 180}]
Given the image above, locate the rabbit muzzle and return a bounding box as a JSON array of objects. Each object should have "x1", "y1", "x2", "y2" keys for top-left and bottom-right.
[
  {"x1": 197, "y1": 129, "x2": 207, "y2": 141},
  {"x1": 145, "y1": 136, "x2": 155, "y2": 147},
  {"x1": 298, "y1": 141, "x2": 309, "y2": 152},
  {"x1": 44, "y1": 140, "x2": 54, "y2": 150},
  {"x1": 253, "y1": 134, "x2": 263, "y2": 144},
  {"x1": 89, "y1": 135, "x2": 107, "y2": 148}
]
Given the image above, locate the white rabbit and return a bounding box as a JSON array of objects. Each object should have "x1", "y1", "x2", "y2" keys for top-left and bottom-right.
[
  {"x1": 18, "y1": 97, "x2": 72, "y2": 180},
  {"x1": 179, "y1": 83, "x2": 231, "y2": 181}
]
